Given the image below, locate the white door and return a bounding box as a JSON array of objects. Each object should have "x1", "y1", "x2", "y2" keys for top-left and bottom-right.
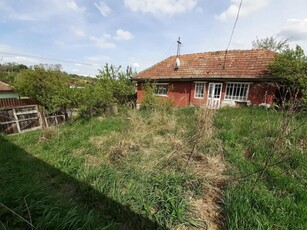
[{"x1": 207, "y1": 83, "x2": 223, "y2": 109}]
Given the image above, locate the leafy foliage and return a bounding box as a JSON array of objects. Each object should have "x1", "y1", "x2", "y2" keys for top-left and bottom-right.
[
  {"x1": 0, "y1": 62, "x2": 28, "y2": 84},
  {"x1": 14, "y1": 64, "x2": 136, "y2": 116},
  {"x1": 269, "y1": 45, "x2": 307, "y2": 105},
  {"x1": 140, "y1": 82, "x2": 173, "y2": 110},
  {"x1": 252, "y1": 36, "x2": 289, "y2": 52},
  {"x1": 76, "y1": 64, "x2": 135, "y2": 117},
  {"x1": 15, "y1": 65, "x2": 69, "y2": 113}
]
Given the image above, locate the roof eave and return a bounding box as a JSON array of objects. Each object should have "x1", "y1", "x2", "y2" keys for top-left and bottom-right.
[{"x1": 133, "y1": 76, "x2": 279, "y2": 82}]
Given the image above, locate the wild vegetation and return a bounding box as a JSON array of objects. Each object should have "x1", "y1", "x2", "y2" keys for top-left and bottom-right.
[
  {"x1": 268, "y1": 45, "x2": 307, "y2": 107},
  {"x1": 252, "y1": 37, "x2": 307, "y2": 108},
  {"x1": 0, "y1": 106, "x2": 224, "y2": 229},
  {"x1": 9, "y1": 63, "x2": 135, "y2": 116},
  {"x1": 217, "y1": 107, "x2": 306, "y2": 229},
  {"x1": 1, "y1": 106, "x2": 306, "y2": 229}
]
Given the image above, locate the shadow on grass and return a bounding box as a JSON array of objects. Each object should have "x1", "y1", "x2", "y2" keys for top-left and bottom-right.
[{"x1": 0, "y1": 135, "x2": 161, "y2": 229}]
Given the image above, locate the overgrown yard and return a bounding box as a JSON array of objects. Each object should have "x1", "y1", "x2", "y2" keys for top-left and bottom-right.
[
  {"x1": 0, "y1": 107, "x2": 306, "y2": 229},
  {"x1": 216, "y1": 108, "x2": 307, "y2": 229}
]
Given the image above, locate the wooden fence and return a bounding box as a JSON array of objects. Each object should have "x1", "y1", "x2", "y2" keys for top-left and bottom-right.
[
  {"x1": 0, "y1": 101, "x2": 66, "y2": 135},
  {"x1": 0, "y1": 105, "x2": 42, "y2": 134}
]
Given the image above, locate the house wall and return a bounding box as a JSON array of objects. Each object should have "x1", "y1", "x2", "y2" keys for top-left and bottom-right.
[
  {"x1": 136, "y1": 81, "x2": 276, "y2": 108},
  {"x1": 248, "y1": 83, "x2": 276, "y2": 105},
  {"x1": 136, "y1": 82, "x2": 192, "y2": 107},
  {"x1": 168, "y1": 82, "x2": 191, "y2": 107}
]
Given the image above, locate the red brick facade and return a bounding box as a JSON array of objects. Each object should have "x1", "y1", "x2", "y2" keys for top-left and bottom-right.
[{"x1": 137, "y1": 81, "x2": 276, "y2": 108}]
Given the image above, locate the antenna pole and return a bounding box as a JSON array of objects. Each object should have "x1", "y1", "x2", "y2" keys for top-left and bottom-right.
[{"x1": 176, "y1": 37, "x2": 182, "y2": 57}]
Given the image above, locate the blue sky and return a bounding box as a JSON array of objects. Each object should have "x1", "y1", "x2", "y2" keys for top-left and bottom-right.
[{"x1": 1, "y1": 0, "x2": 307, "y2": 76}]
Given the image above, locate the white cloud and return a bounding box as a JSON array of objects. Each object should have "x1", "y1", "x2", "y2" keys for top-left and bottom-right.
[
  {"x1": 89, "y1": 35, "x2": 116, "y2": 48},
  {"x1": 280, "y1": 19, "x2": 307, "y2": 41},
  {"x1": 0, "y1": 1, "x2": 37, "y2": 21},
  {"x1": 114, "y1": 29, "x2": 134, "y2": 40},
  {"x1": 2, "y1": 55, "x2": 40, "y2": 66},
  {"x1": 124, "y1": 0, "x2": 198, "y2": 16},
  {"x1": 72, "y1": 27, "x2": 86, "y2": 37},
  {"x1": 133, "y1": 62, "x2": 140, "y2": 67},
  {"x1": 94, "y1": 1, "x2": 112, "y2": 17},
  {"x1": 217, "y1": 0, "x2": 269, "y2": 21},
  {"x1": 66, "y1": 0, "x2": 85, "y2": 13},
  {"x1": 0, "y1": 44, "x2": 15, "y2": 53}
]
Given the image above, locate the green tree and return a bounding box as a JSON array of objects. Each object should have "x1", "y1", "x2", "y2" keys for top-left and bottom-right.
[
  {"x1": 269, "y1": 45, "x2": 307, "y2": 107},
  {"x1": 15, "y1": 65, "x2": 70, "y2": 113},
  {"x1": 0, "y1": 62, "x2": 28, "y2": 84},
  {"x1": 252, "y1": 36, "x2": 289, "y2": 52},
  {"x1": 76, "y1": 64, "x2": 136, "y2": 117}
]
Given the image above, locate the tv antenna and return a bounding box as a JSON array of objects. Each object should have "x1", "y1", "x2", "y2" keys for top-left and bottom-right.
[
  {"x1": 175, "y1": 37, "x2": 181, "y2": 69},
  {"x1": 176, "y1": 37, "x2": 182, "y2": 57}
]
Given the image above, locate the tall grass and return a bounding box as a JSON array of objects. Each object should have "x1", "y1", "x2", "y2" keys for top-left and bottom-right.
[
  {"x1": 216, "y1": 107, "x2": 307, "y2": 229},
  {"x1": 1, "y1": 107, "x2": 225, "y2": 229}
]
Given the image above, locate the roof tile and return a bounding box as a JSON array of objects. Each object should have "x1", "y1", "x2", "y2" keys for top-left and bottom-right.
[{"x1": 134, "y1": 49, "x2": 276, "y2": 80}]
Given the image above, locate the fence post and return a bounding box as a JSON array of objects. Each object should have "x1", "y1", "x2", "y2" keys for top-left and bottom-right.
[{"x1": 12, "y1": 108, "x2": 21, "y2": 133}]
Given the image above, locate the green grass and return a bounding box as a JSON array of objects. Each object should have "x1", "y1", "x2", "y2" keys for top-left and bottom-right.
[
  {"x1": 0, "y1": 110, "x2": 207, "y2": 229},
  {"x1": 215, "y1": 107, "x2": 307, "y2": 230},
  {"x1": 1, "y1": 107, "x2": 306, "y2": 229}
]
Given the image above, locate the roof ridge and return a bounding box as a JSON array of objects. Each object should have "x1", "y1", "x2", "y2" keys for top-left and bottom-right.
[{"x1": 163, "y1": 49, "x2": 276, "y2": 60}]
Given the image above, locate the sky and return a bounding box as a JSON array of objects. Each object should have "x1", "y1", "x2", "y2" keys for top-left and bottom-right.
[{"x1": 0, "y1": 0, "x2": 307, "y2": 76}]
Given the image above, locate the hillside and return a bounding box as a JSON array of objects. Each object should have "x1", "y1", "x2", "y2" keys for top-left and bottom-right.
[{"x1": 0, "y1": 107, "x2": 306, "y2": 229}]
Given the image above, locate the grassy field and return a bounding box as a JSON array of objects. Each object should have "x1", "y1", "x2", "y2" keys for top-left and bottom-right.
[
  {"x1": 0, "y1": 107, "x2": 306, "y2": 229},
  {"x1": 216, "y1": 108, "x2": 307, "y2": 230},
  {"x1": 1, "y1": 108, "x2": 224, "y2": 229}
]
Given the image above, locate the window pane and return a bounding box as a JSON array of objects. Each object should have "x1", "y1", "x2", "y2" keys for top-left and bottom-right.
[
  {"x1": 225, "y1": 83, "x2": 249, "y2": 101},
  {"x1": 156, "y1": 85, "x2": 167, "y2": 95},
  {"x1": 194, "y1": 82, "x2": 205, "y2": 98}
]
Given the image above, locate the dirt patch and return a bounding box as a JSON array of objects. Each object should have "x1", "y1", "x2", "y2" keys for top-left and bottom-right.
[{"x1": 190, "y1": 155, "x2": 227, "y2": 230}]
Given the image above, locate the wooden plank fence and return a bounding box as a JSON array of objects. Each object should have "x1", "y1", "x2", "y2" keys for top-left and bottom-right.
[
  {"x1": 0, "y1": 105, "x2": 42, "y2": 134},
  {"x1": 0, "y1": 99, "x2": 66, "y2": 135}
]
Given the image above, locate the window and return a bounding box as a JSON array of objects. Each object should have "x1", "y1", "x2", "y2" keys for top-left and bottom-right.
[
  {"x1": 155, "y1": 84, "x2": 168, "y2": 96},
  {"x1": 225, "y1": 83, "x2": 250, "y2": 101},
  {"x1": 194, "y1": 82, "x2": 206, "y2": 98}
]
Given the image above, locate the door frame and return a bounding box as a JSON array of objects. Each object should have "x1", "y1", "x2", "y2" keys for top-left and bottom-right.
[{"x1": 207, "y1": 82, "x2": 223, "y2": 109}]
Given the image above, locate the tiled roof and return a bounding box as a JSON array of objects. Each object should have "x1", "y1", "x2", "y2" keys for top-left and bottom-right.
[
  {"x1": 0, "y1": 81, "x2": 14, "y2": 92},
  {"x1": 133, "y1": 49, "x2": 277, "y2": 80}
]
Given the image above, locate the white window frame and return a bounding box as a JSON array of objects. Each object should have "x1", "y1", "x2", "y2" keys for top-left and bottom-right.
[
  {"x1": 155, "y1": 83, "x2": 168, "y2": 97},
  {"x1": 194, "y1": 81, "x2": 206, "y2": 99},
  {"x1": 224, "y1": 82, "x2": 251, "y2": 101}
]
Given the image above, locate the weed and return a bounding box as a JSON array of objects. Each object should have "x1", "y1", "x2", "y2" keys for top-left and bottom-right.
[
  {"x1": 1, "y1": 107, "x2": 229, "y2": 229},
  {"x1": 218, "y1": 107, "x2": 307, "y2": 229}
]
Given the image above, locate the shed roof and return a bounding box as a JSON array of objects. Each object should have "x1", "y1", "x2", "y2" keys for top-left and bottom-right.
[
  {"x1": 0, "y1": 81, "x2": 14, "y2": 92},
  {"x1": 133, "y1": 49, "x2": 277, "y2": 81}
]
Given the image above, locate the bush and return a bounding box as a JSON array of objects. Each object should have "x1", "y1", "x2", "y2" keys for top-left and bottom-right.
[{"x1": 140, "y1": 82, "x2": 173, "y2": 111}]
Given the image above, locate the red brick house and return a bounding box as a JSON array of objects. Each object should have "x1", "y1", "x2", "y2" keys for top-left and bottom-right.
[{"x1": 133, "y1": 49, "x2": 278, "y2": 109}]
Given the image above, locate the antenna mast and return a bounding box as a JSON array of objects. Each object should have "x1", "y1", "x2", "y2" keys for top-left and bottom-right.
[{"x1": 176, "y1": 37, "x2": 182, "y2": 57}]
